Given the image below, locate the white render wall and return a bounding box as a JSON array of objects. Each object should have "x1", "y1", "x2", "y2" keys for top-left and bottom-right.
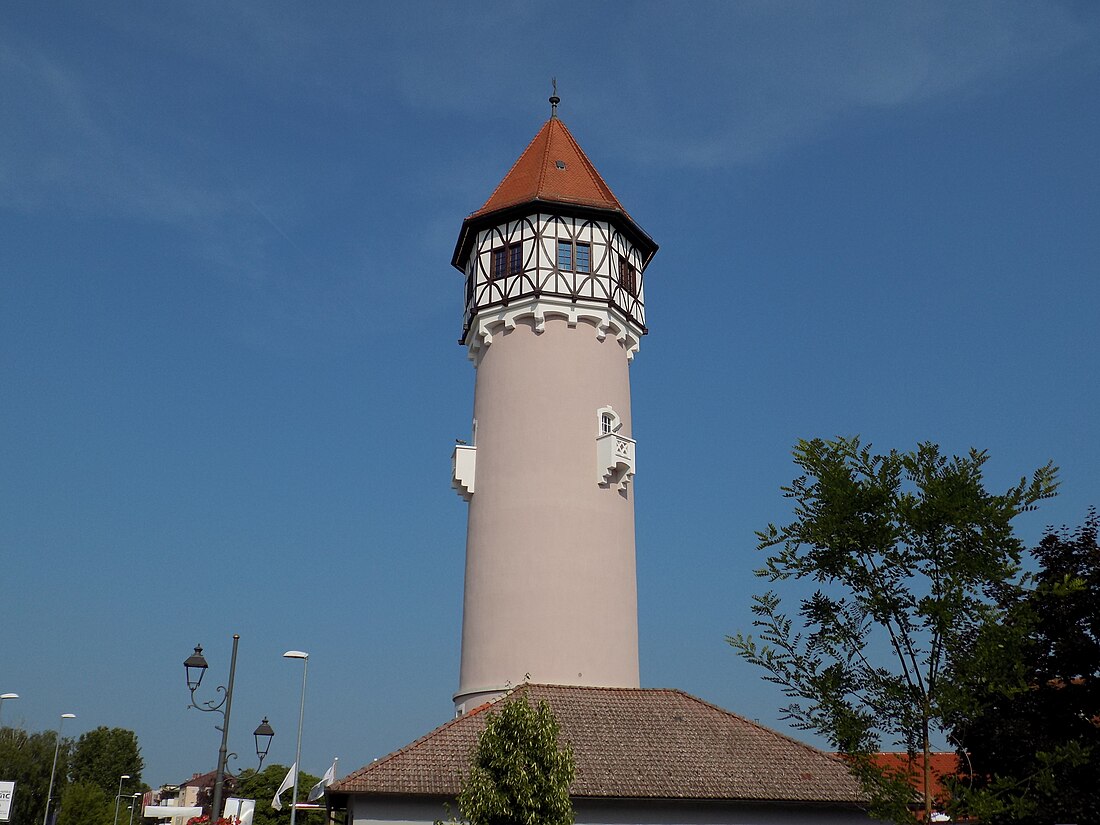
[
  {"x1": 348, "y1": 796, "x2": 879, "y2": 825},
  {"x1": 454, "y1": 311, "x2": 640, "y2": 710}
]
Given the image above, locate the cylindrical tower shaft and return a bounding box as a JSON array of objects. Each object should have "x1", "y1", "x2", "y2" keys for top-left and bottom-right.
[{"x1": 455, "y1": 315, "x2": 639, "y2": 709}]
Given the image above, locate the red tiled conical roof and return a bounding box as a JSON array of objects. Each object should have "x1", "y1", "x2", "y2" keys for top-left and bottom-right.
[
  {"x1": 470, "y1": 117, "x2": 627, "y2": 217},
  {"x1": 452, "y1": 118, "x2": 657, "y2": 272}
]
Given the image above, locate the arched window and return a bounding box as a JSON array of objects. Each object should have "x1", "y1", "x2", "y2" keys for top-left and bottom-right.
[{"x1": 596, "y1": 406, "x2": 621, "y2": 435}]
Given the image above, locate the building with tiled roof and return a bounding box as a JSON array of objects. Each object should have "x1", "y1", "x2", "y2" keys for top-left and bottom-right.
[
  {"x1": 869, "y1": 753, "x2": 959, "y2": 821},
  {"x1": 331, "y1": 684, "x2": 869, "y2": 823}
]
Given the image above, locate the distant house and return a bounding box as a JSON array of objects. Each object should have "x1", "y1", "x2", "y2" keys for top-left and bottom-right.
[
  {"x1": 869, "y1": 753, "x2": 959, "y2": 822},
  {"x1": 329, "y1": 684, "x2": 873, "y2": 824},
  {"x1": 153, "y1": 770, "x2": 235, "y2": 824}
]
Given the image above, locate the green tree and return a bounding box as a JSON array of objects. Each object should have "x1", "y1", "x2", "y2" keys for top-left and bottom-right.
[
  {"x1": 451, "y1": 696, "x2": 575, "y2": 825},
  {"x1": 70, "y1": 726, "x2": 144, "y2": 798},
  {"x1": 0, "y1": 726, "x2": 73, "y2": 825},
  {"x1": 56, "y1": 781, "x2": 112, "y2": 825},
  {"x1": 950, "y1": 511, "x2": 1100, "y2": 823},
  {"x1": 234, "y1": 764, "x2": 321, "y2": 825},
  {"x1": 728, "y1": 437, "x2": 1057, "y2": 823}
]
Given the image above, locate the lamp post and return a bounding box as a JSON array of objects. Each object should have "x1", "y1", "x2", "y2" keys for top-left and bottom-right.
[
  {"x1": 283, "y1": 650, "x2": 309, "y2": 825},
  {"x1": 0, "y1": 693, "x2": 18, "y2": 726},
  {"x1": 43, "y1": 712, "x2": 76, "y2": 825},
  {"x1": 253, "y1": 717, "x2": 275, "y2": 770},
  {"x1": 183, "y1": 634, "x2": 240, "y2": 824},
  {"x1": 112, "y1": 774, "x2": 132, "y2": 825},
  {"x1": 127, "y1": 792, "x2": 141, "y2": 825}
]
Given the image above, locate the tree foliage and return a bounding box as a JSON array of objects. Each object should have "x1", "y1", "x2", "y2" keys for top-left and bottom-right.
[
  {"x1": 57, "y1": 781, "x2": 112, "y2": 825},
  {"x1": 728, "y1": 437, "x2": 1057, "y2": 823},
  {"x1": 0, "y1": 726, "x2": 73, "y2": 825},
  {"x1": 0, "y1": 724, "x2": 147, "y2": 825},
  {"x1": 452, "y1": 696, "x2": 575, "y2": 825},
  {"x1": 71, "y1": 726, "x2": 144, "y2": 798},
  {"x1": 950, "y1": 510, "x2": 1100, "y2": 823},
  {"x1": 233, "y1": 764, "x2": 321, "y2": 825}
]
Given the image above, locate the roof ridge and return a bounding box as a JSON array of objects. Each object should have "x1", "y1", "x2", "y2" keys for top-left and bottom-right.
[
  {"x1": 536, "y1": 120, "x2": 554, "y2": 204},
  {"x1": 469, "y1": 125, "x2": 547, "y2": 220},
  {"x1": 556, "y1": 121, "x2": 619, "y2": 207},
  {"x1": 671, "y1": 689, "x2": 850, "y2": 766}
]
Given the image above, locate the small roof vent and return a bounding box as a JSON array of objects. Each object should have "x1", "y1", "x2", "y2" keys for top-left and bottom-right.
[{"x1": 555, "y1": 160, "x2": 566, "y2": 170}]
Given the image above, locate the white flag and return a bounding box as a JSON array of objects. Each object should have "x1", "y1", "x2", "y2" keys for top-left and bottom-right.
[
  {"x1": 272, "y1": 762, "x2": 296, "y2": 810},
  {"x1": 307, "y1": 757, "x2": 338, "y2": 802}
]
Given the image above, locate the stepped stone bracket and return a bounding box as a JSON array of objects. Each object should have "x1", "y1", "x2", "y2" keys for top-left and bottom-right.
[{"x1": 452, "y1": 444, "x2": 476, "y2": 501}]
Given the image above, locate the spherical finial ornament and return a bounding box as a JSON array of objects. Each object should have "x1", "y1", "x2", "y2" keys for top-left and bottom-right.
[{"x1": 549, "y1": 77, "x2": 560, "y2": 119}]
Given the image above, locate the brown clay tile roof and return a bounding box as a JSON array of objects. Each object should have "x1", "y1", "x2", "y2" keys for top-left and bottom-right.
[
  {"x1": 470, "y1": 118, "x2": 627, "y2": 219},
  {"x1": 331, "y1": 684, "x2": 866, "y2": 804},
  {"x1": 870, "y1": 752, "x2": 959, "y2": 805},
  {"x1": 179, "y1": 768, "x2": 233, "y2": 787},
  {"x1": 452, "y1": 117, "x2": 657, "y2": 272}
]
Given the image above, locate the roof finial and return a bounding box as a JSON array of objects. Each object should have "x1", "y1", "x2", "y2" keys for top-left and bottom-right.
[{"x1": 549, "y1": 78, "x2": 560, "y2": 119}]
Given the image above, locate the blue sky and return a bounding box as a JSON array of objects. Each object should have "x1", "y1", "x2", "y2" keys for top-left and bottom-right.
[{"x1": 2, "y1": 1, "x2": 1098, "y2": 790}]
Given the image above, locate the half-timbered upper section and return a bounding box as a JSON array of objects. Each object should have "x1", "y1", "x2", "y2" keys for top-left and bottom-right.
[{"x1": 452, "y1": 116, "x2": 658, "y2": 359}]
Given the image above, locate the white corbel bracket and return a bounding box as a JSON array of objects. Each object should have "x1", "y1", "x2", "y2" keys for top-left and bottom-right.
[
  {"x1": 452, "y1": 444, "x2": 476, "y2": 501},
  {"x1": 465, "y1": 296, "x2": 642, "y2": 362}
]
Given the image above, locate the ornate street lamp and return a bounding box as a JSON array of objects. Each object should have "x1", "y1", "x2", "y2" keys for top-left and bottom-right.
[
  {"x1": 253, "y1": 717, "x2": 275, "y2": 769},
  {"x1": 43, "y1": 713, "x2": 76, "y2": 825},
  {"x1": 183, "y1": 645, "x2": 209, "y2": 692},
  {"x1": 183, "y1": 635, "x2": 239, "y2": 824}
]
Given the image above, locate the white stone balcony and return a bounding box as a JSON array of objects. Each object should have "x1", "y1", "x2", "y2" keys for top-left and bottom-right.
[{"x1": 596, "y1": 432, "x2": 635, "y2": 491}]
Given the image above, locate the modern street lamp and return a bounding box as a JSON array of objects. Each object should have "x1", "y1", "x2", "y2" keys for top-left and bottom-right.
[
  {"x1": 112, "y1": 774, "x2": 132, "y2": 825},
  {"x1": 283, "y1": 650, "x2": 309, "y2": 825},
  {"x1": 127, "y1": 792, "x2": 142, "y2": 825},
  {"x1": 43, "y1": 712, "x2": 76, "y2": 825},
  {"x1": 253, "y1": 717, "x2": 275, "y2": 769},
  {"x1": 0, "y1": 693, "x2": 18, "y2": 726},
  {"x1": 183, "y1": 635, "x2": 240, "y2": 824}
]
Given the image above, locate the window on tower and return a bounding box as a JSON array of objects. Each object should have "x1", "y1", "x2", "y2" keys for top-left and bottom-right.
[
  {"x1": 557, "y1": 240, "x2": 572, "y2": 270},
  {"x1": 556, "y1": 240, "x2": 592, "y2": 273},
  {"x1": 491, "y1": 243, "x2": 523, "y2": 280},
  {"x1": 597, "y1": 406, "x2": 621, "y2": 435},
  {"x1": 491, "y1": 247, "x2": 507, "y2": 281},
  {"x1": 618, "y1": 256, "x2": 637, "y2": 296},
  {"x1": 576, "y1": 242, "x2": 591, "y2": 273}
]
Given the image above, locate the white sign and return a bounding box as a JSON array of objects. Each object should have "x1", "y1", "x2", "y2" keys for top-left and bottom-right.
[
  {"x1": 223, "y1": 798, "x2": 256, "y2": 825},
  {"x1": 0, "y1": 782, "x2": 15, "y2": 823},
  {"x1": 142, "y1": 806, "x2": 202, "y2": 818}
]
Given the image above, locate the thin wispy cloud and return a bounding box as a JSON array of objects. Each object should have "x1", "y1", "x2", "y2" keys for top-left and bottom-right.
[
  {"x1": 613, "y1": 1, "x2": 1093, "y2": 167},
  {"x1": 1, "y1": 1, "x2": 1093, "y2": 340}
]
